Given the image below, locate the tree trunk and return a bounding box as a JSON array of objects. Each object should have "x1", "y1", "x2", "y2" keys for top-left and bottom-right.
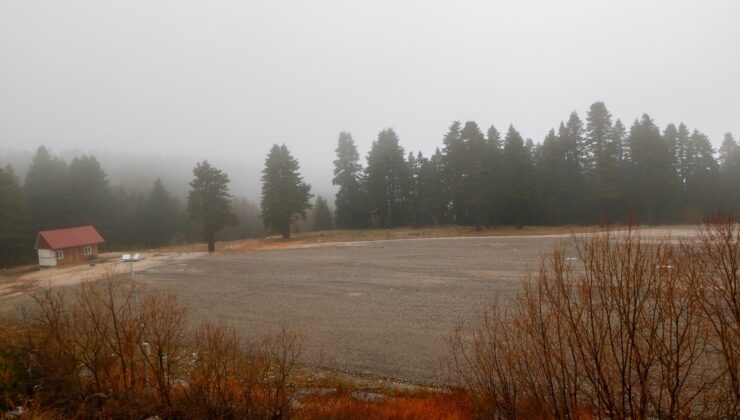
[
  {"x1": 282, "y1": 225, "x2": 290, "y2": 240},
  {"x1": 515, "y1": 207, "x2": 523, "y2": 230},
  {"x1": 206, "y1": 230, "x2": 215, "y2": 253}
]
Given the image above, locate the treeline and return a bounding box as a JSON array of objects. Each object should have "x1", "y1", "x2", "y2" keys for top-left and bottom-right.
[
  {"x1": 3, "y1": 101, "x2": 739, "y2": 266},
  {"x1": 0, "y1": 143, "x2": 334, "y2": 266},
  {"x1": 0, "y1": 147, "x2": 266, "y2": 266},
  {"x1": 333, "y1": 102, "x2": 740, "y2": 229}
]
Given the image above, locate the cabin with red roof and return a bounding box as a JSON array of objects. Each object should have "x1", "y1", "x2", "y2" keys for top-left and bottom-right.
[{"x1": 35, "y1": 225, "x2": 105, "y2": 267}]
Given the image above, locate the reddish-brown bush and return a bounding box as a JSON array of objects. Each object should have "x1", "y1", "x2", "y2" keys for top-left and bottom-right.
[
  {"x1": 451, "y1": 218, "x2": 739, "y2": 418},
  {"x1": 297, "y1": 390, "x2": 474, "y2": 420},
  {"x1": 5, "y1": 278, "x2": 303, "y2": 418}
]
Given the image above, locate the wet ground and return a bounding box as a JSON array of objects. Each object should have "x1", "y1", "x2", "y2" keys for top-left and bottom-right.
[{"x1": 134, "y1": 235, "x2": 574, "y2": 385}]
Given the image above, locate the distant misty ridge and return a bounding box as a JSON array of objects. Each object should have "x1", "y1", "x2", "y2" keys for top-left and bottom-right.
[{"x1": 0, "y1": 147, "x2": 337, "y2": 201}]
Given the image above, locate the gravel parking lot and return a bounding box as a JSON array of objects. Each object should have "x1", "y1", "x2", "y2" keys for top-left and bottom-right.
[{"x1": 135, "y1": 234, "x2": 574, "y2": 385}]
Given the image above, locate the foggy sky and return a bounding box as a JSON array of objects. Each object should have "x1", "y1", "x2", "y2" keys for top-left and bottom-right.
[{"x1": 1, "y1": 1, "x2": 739, "y2": 198}]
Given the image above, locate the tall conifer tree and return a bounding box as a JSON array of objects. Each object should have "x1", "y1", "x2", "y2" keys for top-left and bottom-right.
[
  {"x1": 587, "y1": 102, "x2": 619, "y2": 220},
  {"x1": 365, "y1": 129, "x2": 408, "y2": 227},
  {"x1": 261, "y1": 145, "x2": 313, "y2": 239},
  {"x1": 0, "y1": 166, "x2": 33, "y2": 267},
  {"x1": 66, "y1": 155, "x2": 114, "y2": 234},
  {"x1": 501, "y1": 125, "x2": 533, "y2": 229},
  {"x1": 142, "y1": 179, "x2": 178, "y2": 246},
  {"x1": 188, "y1": 160, "x2": 237, "y2": 252},
  {"x1": 332, "y1": 132, "x2": 366, "y2": 228},
  {"x1": 626, "y1": 115, "x2": 678, "y2": 222},
  {"x1": 312, "y1": 195, "x2": 333, "y2": 231},
  {"x1": 24, "y1": 146, "x2": 69, "y2": 229}
]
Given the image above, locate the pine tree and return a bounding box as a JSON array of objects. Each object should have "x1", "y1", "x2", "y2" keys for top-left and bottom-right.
[
  {"x1": 332, "y1": 132, "x2": 366, "y2": 228},
  {"x1": 606, "y1": 119, "x2": 629, "y2": 221},
  {"x1": 626, "y1": 115, "x2": 678, "y2": 223},
  {"x1": 587, "y1": 102, "x2": 619, "y2": 221},
  {"x1": 437, "y1": 120, "x2": 491, "y2": 226},
  {"x1": 405, "y1": 151, "x2": 422, "y2": 226},
  {"x1": 684, "y1": 130, "x2": 719, "y2": 216},
  {"x1": 564, "y1": 112, "x2": 586, "y2": 170},
  {"x1": 417, "y1": 148, "x2": 448, "y2": 224},
  {"x1": 260, "y1": 145, "x2": 313, "y2": 239},
  {"x1": 719, "y1": 132, "x2": 739, "y2": 170},
  {"x1": 674, "y1": 123, "x2": 692, "y2": 185},
  {"x1": 142, "y1": 179, "x2": 178, "y2": 246},
  {"x1": 66, "y1": 155, "x2": 114, "y2": 234},
  {"x1": 365, "y1": 129, "x2": 408, "y2": 227},
  {"x1": 24, "y1": 146, "x2": 69, "y2": 229},
  {"x1": 535, "y1": 128, "x2": 565, "y2": 224},
  {"x1": 557, "y1": 116, "x2": 587, "y2": 223},
  {"x1": 501, "y1": 125, "x2": 533, "y2": 229},
  {"x1": 460, "y1": 121, "x2": 489, "y2": 227},
  {"x1": 313, "y1": 195, "x2": 333, "y2": 231},
  {"x1": 187, "y1": 160, "x2": 237, "y2": 252},
  {"x1": 664, "y1": 123, "x2": 680, "y2": 179},
  {"x1": 610, "y1": 119, "x2": 627, "y2": 162},
  {"x1": 0, "y1": 166, "x2": 33, "y2": 267},
  {"x1": 485, "y1": 125, "x2": 503, "y2": 225},
  {"x1": 442, "y1": 121, "x2": 465, "y2": 223},
  {"x1": 110, "y1": 186, "x2": 140, "y2": 246},
  {"x1": 586, "y1": 102, "x2": 613, "y2": 168},
  {"x1": 718, "y1": 133, "x2": 740, "y2": 212}
]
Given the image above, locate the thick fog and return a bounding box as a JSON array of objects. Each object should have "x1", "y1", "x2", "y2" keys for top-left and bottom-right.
[{"x1": 1, "y1": 1, "x2": 738, "y2": 199}]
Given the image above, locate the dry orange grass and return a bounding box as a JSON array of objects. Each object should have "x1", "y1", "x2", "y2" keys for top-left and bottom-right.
[{"x1": 298, "y1": 390, "x2": 474, "y2": 420}]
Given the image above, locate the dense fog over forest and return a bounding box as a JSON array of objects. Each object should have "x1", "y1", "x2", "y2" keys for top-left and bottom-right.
[
  {"x1": 1, "y1": 1, "x2": 738, "y2": 177},
  {"x1": 0, "y1": 149, "x2": 285, "y2": 200}
]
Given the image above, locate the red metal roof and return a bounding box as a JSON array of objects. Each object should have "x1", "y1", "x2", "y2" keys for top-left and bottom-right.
[{"x1": 36, "y1": 225, "x2": 105, "y2": 250}]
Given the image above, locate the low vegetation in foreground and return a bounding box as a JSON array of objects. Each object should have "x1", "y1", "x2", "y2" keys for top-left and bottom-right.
[
  {"x1": 452, "y1": 216, "x2": 739, "y2": 418},
  {"x1": 0, "y1": 278, "x2": 474, "y2": 418},
  {"x1": 1, "y1": 217, "x2": 738, "y2": 419}
]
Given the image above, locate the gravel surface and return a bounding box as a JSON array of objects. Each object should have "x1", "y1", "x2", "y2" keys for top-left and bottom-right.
[{"x1": 136, "y1": 235, "x2": 574, "y2": 385}]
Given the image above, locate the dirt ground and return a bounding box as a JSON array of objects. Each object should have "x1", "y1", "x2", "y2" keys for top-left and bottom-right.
[
  {"x1": 139, "y1": 234, "x2": 579, "y2": 385},
  {"x1": 0, "y1": 226, "x2": 700, "y2": 385},
  {"x1": 0, "y1": 252, "x2": 204, "y2": 300}
]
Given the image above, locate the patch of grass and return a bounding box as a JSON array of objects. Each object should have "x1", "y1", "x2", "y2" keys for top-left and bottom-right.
[{"x1": 157, "y1": 225, "x2": 598, "y2": 254}]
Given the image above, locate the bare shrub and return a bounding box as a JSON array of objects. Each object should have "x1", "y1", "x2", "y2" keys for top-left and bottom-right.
[
  {"x1": 182, "y1": 321, "x2": 244, "y2": 417},
  {"x1": 0, "y1": 317, "x2": 30, "y2": 411},
  {"x1": 8, "y1": 277, "x2": 306, "y2": 418},
  {"x1": 19, "y1": 279, "x2": 181, "y2": 417},
  {"x1": 451, "y1": 221, "x2": 738, "y2": 418},
  {"x1": 252, "y1": 326, "x2": 304, "y2": 418},
  {"x1": 450, "y1": 303, "x2": 520, "y2": 419},
  {"x1": 685, "y1": 214, "x2": 740, "y2": 415},
  {"x1": 139, "y1": 291, "x2": 189, "y2": 413},
  {"x1": 183, "y1": 322, "x2": 304, "y2": 419}
]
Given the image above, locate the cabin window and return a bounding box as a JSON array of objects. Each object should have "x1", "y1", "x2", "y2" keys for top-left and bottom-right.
[
  {"x1": 55, "y1": 250, "x2": 64, "y2": 260},
  {"x1": 84, "y1": 245, "x2": 93, "y2": 255}
]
